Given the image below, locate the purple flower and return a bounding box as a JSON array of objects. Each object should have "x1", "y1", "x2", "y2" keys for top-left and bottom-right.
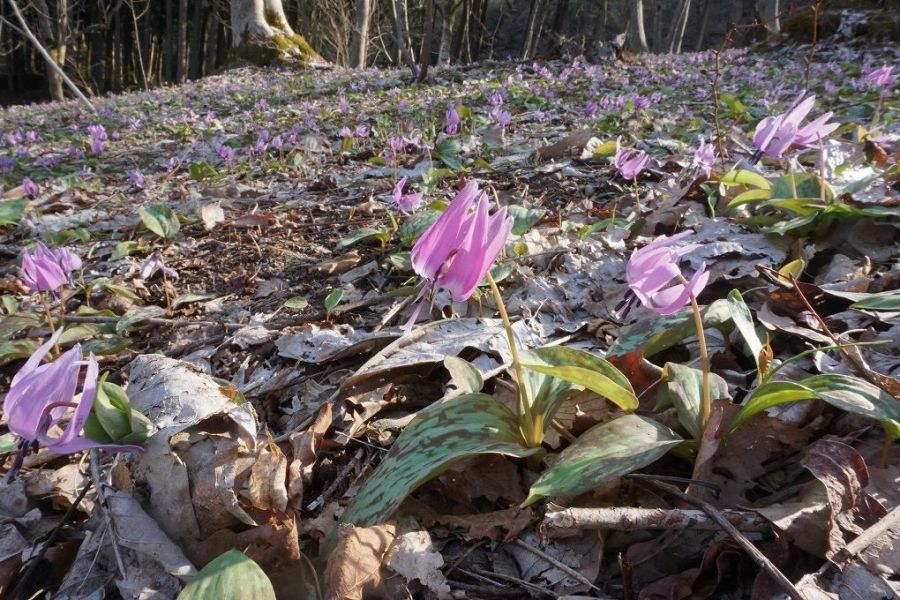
[
  {"x1": 411, "y1": 181, "x2": 511, "y2": 303},
  {"x1": 339, "y1": 126, "x2": 353, "y2": 138},
  {"x1": 128, "y1": 170, "x2": 145, "y2": 189},
  {"x1": 444, "y1": 105, "x2": 460, "y2": 135},
  {"x1": 752, "y1": 92, "x2": 838, "y2": 159},
  {"x1": 21, "y1": 243, "x2": 67, "y2": 293},
  {"x1": 867, "y1": 65, "x2": 894, "y2": 90},
  {"x1": 491, "y1": 107, "x2": 512, "y2": 127},
  {"x1": 585, "y1": 101, "x2": 599, "y2": 118},
  {"x1": 216, "y1": 145, "x2": 236, "y2": 163},
  {"x1": 55, "y1": 247, "x2": 83, "y2": 274},
  {"x1": 391, "y1": 177, "x2": 423, "y2": 214},
  {"x1": 489, "y1": 91, "x2": 504, "y2": 107},
  {"x1": 3, "y1": 328, "x2": 140, "y2": 474},
  {"x1": 613, "y1": 138, "x2": 650, "y2": 181},
  {"x1": 140, "y1": 251, "x2": 178, "y2": 281},
  {"x1": 22, "y1": 177, "x2": 39, "y2": 199},
  {"x1": 354, "y1": 125, "x2": 370, "y2": 138},
  {"x1": 623, "y1": 231, "x2": 709, "y2": 316},
  {"x1": 271, "y1": 135, "x2": 284, "y2": 151},
  {"x1": 339, "y1": 96, "x2": 350, "y2": 114},
  {"x1": 691, "y1": 138, "x2": 716, "y2": 176}
]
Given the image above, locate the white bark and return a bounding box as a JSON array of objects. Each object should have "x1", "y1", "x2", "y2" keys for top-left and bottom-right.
[
  {"x1": 230, "y1": 0, "x2": 274, "y2": 44},
  {"x1": 349, "y1": 0, "x2": 372, "y2": 68},
  {"x1": 628, "y1": 0, "x2": 649, "y2": 53}
]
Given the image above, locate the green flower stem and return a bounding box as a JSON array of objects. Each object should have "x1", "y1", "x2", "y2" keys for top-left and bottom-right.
[
  {"x1": 486, "y1": 271, "x2": 539, "y2": 447},
  {"x1": 40, "y1": 293, "x2": 59, "y2": 356},
  {"x1": 679, "y1": 274, "x2": 710, "y2": 429}
]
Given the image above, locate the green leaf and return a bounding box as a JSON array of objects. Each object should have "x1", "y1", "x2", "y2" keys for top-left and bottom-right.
[
  {"x1": 0, "y1": 199, "x2": 29, "y2": 227},
  {"x1": 188, "y1": 161, "x2": 220, "y2": 182},
  {"x1": 335, "y1": 227, "x2": 391, "y2": 251},
  {"x1": 725, "y1": 188, "x2": 772, "y2": 211},
  {"x1": 508, "y1": 206, "x2": 546, "y2": 236},
  {"x1": 771, "y1": 172, "x2": 832, "y2": 202},
  {"x1": 138, "y1": 204, "x2": 180, "y2": 240},
  {"x1": 0, "y1": 339, "x2": 39, "y2": 366},
  {"x1": 778, "y1": 258, "x2": 806, "y2": 281},
  {"x1": 726, "y1": 290, "x2": 763, "y2": 370},
  {"x1": 340, "y1": 394, "x2": 537, "y2": 527},
  {"x1": 283, "y1": 296, "x2": 309, "y2": 311},
  {"x1": 732, "y1": 374, "x2": 900, "y2": 432},
  {"x1": 659, "y1": 363, "x2": 730, "y2": 439},
  {"x1": 82, "y1": 337, "x2": 133, "y2": 355},
  {"x1": 102, "y1": 283, "x2": 144, "y2": 305},
  {"x1": 84, "y1": 380, "x2": 153, "y2": 445},
  {"x1": 58, "y1": 324, "x2": 101, "y2": 345},
  {"x1": 115, "y1": 305, "x2": 166, "y2": 334},
  {"x1": 0, "y1": 433, "x2": 17, "y2": 454},
  {"x1": 0, "y1": 314, "x2": 41, "y2": 341},
  {"x1": 443, "y1": 356, "x2": 483, "y2": 395},
  {"x1": 608, "y1": 299, "x2": 732, "y2": 358},
  {"x1": 1, "y1": 295, "x2": 19, "y2": 315},
  {"x1": 523, "y1": 415, "x2": 681, "y2": 506},
  {"x1": 172, "y1": 293, "x2": 217, "y2": 309},
  {"x1": 719, "y1": 169, "x2": 771, "y2": 190},
  {"x1": 177, "y1": 550, "x2": 275, "y2": 600},
  {"x1": 522, "y1": 346, "x2": 637, "y2": 417},
  {"x1": 399, "y1": 210, "x2": 440, "y2": 247},
  {"x1": 851, "y1": 293, "x2": 900, "y2": 312},
  {"x1": 110, "y1": 241, "x2": 142, "y2": 261},
  {"x1": 324, "y1": 289, "x2": 344, "y2": 316}
]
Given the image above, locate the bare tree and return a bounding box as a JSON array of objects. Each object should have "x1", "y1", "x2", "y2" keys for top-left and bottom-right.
[
  {"x1": 417, "y1": 0, "x2": 436, "y2": 82},
  {"x1": 230, "y1": 0, "x2": 319, "y2": 62},
  {"x1": 521, "y1": 0, "x2": 542, "y2": 59},
  {"x1": 27, "y1": 0, "x2": 67, "y2": 101},
  {"x1": 349, "y1": 0, "x2": 371, "y2": 68},
  {"x1": 176, "y1": 0, "x2": 188, "y2": 81},
  {"x1": 390, "y1": 0, "x2": 417, "y2": 77},
  {"x1": 627, "y1": 0, "x2": 649, "y2": 53},
  {"x1": 667, "y1": 0, "x2": 692, "y2": 53},
  {"x1": 437, "y1": 0, "x2": 461, "y2": 64}
]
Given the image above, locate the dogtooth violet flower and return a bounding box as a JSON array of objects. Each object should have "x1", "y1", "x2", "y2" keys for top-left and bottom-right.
[
  {"x1": 444, "y1": 105, "x2": 460, "y2": 135},
  {"x1": 20, "y1": 243, "x2": 81, "y2": 293},
  {"x1": 752, "y1": 92, "x2": 838, "y2": 160},
  {"x1": 3, "y1": 328, "x2": 141, "y2": 480},
  {"x1": 140, "y1": 252, "x2": 179, "y2": 281},
  {"x1": 391, "y1": 177, "x2": 423, "y2": 214},
  {"x1": 692, "y1": 138, "x2": 716, "y2": 176},
  {"x1": 867, "y1": 65, "x2": 893, "y2": 90},
  {"x1": 407, "y1": 181, "x2": 512, "y2": 327},
  {"x1": 618, "y1": 231, "x2": 709, "y2": 317},
  {"x1": 22, "y1": 177, "x2": 38, "y2": 199},
  {"x1": 613, "y1": 138, "x2": 650, "y2": 181}
]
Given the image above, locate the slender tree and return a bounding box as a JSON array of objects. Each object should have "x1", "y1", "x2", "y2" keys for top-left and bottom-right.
[
  {"x1": 349, "y1": 0, "x2": 371, "y2": 68},
  {"x1": 667, "y1": 0, "x2": 692, "y2": 53},
  {"x1": 627, "y1": 0, "x2": 649, "y2": 53}
]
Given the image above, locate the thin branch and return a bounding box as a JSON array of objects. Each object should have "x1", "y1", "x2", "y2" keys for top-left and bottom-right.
[{"x1": 543, "y1": 506, "x2": 771, "y2": 533}]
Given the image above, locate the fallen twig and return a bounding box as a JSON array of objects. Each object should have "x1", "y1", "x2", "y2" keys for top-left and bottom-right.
[
  {"x1": 89, "y1": 450, "x2": 127, "y2": 579},
  {"x1": 511, "y1": 538, "x2": 603, "y2": 594},
  {"x1": 543, "y1": 506, "x2": 771, "y2": 533},
  {"x1": 639, "y1": 479, "x2": 804, "y2": 600}
]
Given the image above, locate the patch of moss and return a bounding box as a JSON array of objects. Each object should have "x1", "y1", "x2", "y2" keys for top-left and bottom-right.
[{"x1": 232, "y1": 32, "x2": 322, "y2": 66}]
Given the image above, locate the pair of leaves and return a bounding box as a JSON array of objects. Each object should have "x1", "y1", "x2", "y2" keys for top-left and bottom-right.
[
  {"x1": 83, "y1": 380, "x2": 153, "y2": 445},
  {"x1": 657, "y1": 362, "x2": 730, "y2": 440},
  {"x1": 138, "y1": 204, "x2": 180, "y2": 240}
]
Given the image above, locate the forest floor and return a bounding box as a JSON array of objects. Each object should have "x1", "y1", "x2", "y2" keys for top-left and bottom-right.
[{"x1": 0, "y1": 30, "x2": 899, "y2": 600}]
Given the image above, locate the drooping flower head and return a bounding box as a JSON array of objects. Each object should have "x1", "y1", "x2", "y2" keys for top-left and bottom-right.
[
  {"x1": 391, "y1": 177, "x2": 423, "y2": 214},
  {"x1": 867, "y1": 65, "x2": 894, "y2": 91},
  {"x1": 22, "y1": 177, "x2": 38, "y2": 199},
  {"x1": 3, "y1": 328, "x2": 141, "y2": 480},
  {"x1": 619, "y1": 231, "x2": 709, "y2": 317},
  {"x1": 407, "y1": 181, "x2": 512, "y2": 328},
  {"x1": 20, "y1": 243, "x2": 81, "y2": 293},
  {"x1": 614, "y1": 138, "x2": 650, "y2": 182},
  {"x1": 691, "y1": 138, "x2": 716, "y2": 177},
  {"x1": 140, "y1": 251, "x2": 179, "y2": 281},
  {"x1": 444, "y1": 105, "x2": 460, "y2": 135},
  {"x1": 129, "y1": 170, "x2": 146, "y2": 189},
  {"x1": 752, "y1": 92, "x2": 838, "y2": 160}
]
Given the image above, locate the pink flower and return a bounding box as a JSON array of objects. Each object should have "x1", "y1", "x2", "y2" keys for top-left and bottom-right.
[
  {"x1": 21, "y1": 243, "x2": 67, "y2": 293},
  {"x1": 140, "y1": 252, "x2": 178, "y2": 281},
  {"x1": 622, "y1": 231, "x2": 709, "y2": 316},
  {"x1": 444, "y1": 105, "x2": 460, "y2": 135},
  {"x1": 614, "y1": 138, "x2": 650, "y2": 181},
  {"x1": 411, "y1": 180, "x2": 511, "y2": 304},
  {"x1": 691, "y1": 138, "x2": 716, "y2": 176},
  {"x1": 752, "y1": 92, "x2": 838, "y2": 159},
  {"x1": 3, "y1": 328, "x2": 141, "y2": 479},
  {"x1": 867, "y1": 65, "x2": 893, "y2": 90},
  {"x1": 22, "y1": 177, "x2": 38, "y2": 199},
  {"x1": 128, "y1": 170, "x2": 145, "y2": 189},
  {"x1": 391, "y1": 177, "x2": 423, "y2": 214}
]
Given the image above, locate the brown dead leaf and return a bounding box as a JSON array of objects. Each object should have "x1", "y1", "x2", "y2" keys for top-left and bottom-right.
[
  {"x1": 247, "y1": 438, "x2": 289, "y2": 513},
  {"x1": 323, "y1": 522, "x2": 396, "y2": 600},
  {"x1": 608, "y1": 351, "x2": 662, "y2": 402},
  {"x1": 314, "y1": 251, "x2": 361, "y2": 276},
  {"x1": 638, "y1": 539, "x2": 745, "y2": 600},
  {"x1": 533, "y1": 130, "x2": 595, "y2": 162},
  {"x1": 431, "y1": 507, "x2": 533, "y2": 542},
  {"x1": 230, "y1": 212, "x2": 277, "y2": 229},
  {"x1": 385, "y1": 529, "x2": 451, "y2": 599}
]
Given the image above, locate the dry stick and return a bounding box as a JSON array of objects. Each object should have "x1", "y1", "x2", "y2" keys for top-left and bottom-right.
[
  {"x1": 89, "y1": 450, "x2": 127, "y2": 579},
  {"x1": 19, "y1": 479, "x2": 93, "y2": 586},
  {"x1": 640, "y1": 479, "x2": 804, "y2": 600},
  {"x1": 804, "y1": 0, "x2": 821, "y2": 91},
  {"x1": 6, "y1": 0, "x2": 95, "y2": 113},
  {"x1": 838, "y1": 505, "x2": 900, "y2": 563},
  {"x1": 512, "y1": 539, "x2": 603, "y2": 594},
  {"x1": 543, "y1": 506, "x2": 771, "y2": 533}
]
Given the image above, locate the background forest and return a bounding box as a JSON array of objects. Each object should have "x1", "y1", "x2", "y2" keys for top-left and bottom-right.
[{"x1": 1, "y1": 0, "x2": 800, "y2": 106}]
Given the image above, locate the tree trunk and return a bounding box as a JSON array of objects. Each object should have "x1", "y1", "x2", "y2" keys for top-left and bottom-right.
[
  {"x1": 229, "y1": 0, "x2": 319, "y2": 63},
  {"x1": 163, "y1": 0, "x2": 175, "y2": 81},
  {"x1": 188, "y1": 0, "x2": 204, "y2": 79},
  {"x1": 695, "y1": 0, "x2": 710, "y2": 50},
  {"x1": 30, "y1": 0, "x2": 66, "y2": 101},
  {"x1": 757, "y1": 0, "x2": 780, "y2": 33},
  {"x1": 437, "y1": 0, "x2": 459, "y2": 64},
  {"x1": 390, "y1": 0, "x2": 417, "y2": 76},
  {"x1": 666, "y1": 0, "x2": 691, "y2": 53},
  {"x1": 417, "y1": 0, "x2": 436, "y2": 82},
  {"x1": 627, "y1": 0, "x2": 649, "y2": 53},
  {"x1": 521, "y1": 0, "x2": 542, "y2": 59},
  {"x1": 349, "y1": 0, "x2": 371, "y2": 68},
  {"x1": 205, "y1": 3, "x2": 220, "y2": 74}
]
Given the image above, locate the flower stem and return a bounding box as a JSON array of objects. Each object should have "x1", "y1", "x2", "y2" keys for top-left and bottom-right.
[
  {"x1": 679, "y1": 274, "x2": 710, "y2": 429},
  {"x1": 486, "y1": 271, "x2": 539, "y2": 447},
  {"x1": 40, "y1": 293, "x2": 59, "y2": 356}
]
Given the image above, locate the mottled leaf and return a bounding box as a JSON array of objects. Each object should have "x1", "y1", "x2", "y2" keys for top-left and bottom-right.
[
  {"x1": 726, "y1": 290, "x2": 763, "y2": 370},
  {"x1": 0, "y1": 199, "x2": 28, "y2": 227},
  {"x1": 138, "y1": 204, "x2": 180, "y2": 240},
  {"x1": 177, "y1": 550, "x2": 275, "y2": 600},
  {"x1": 508, "y1": 205, "x2": 545, "y2": 236},
  {"x1": 335, "y1": 227, "x2": 391, "y2": 250},
  {"x1": 340, "y1": 394, "x2": 537, "y2": 527},
  {"x1": 443, "y1": 356, "x2": 483, "y2": 395},
  {"x1": 659, "y1": 363, "x2": 730, "y2": 439},
  {"x1": 608, "y1": 299, "x2": 732, "y2": 358},
  {"x1": 524, "y1": 415, "x2": 682, "y2": 506}
]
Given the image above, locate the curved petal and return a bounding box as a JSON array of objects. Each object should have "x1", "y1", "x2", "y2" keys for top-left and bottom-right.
[
  {"x1": 651, "y1": 265, "x2": 710, "y2": 315},
  {"x1": 411, "y1": 181, "x2": 478, "y2": 280},
  {"x1": 42, "y1": 353, "x2": 99, "y2": 451}
]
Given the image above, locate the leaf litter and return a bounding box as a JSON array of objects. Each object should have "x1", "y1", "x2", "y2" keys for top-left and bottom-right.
[{"x1": 0, "y1": 21, "x2": 899, "y2": 600}]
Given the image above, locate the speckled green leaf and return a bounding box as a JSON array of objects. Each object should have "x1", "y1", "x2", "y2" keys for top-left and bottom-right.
[
  {"x1": 335, "y1": 227, "x2": 391, "y2": 250},
  {"x1": 608, "y1": 299, "x2": 732, "y2": 358},
  {"x1": 726, "y1": 290, "x2": 763, "y2": 370},
  {"x1": 732, "y1": 374, "x2": 900, "y2": 432},
  {"x1": 523, "y1": 346, "x2": 637, "y2": 414},
  {"x1": 340, "y1": 394, "x2": 537, "y2": 527},
  {"x1": 138, "y1": 204, "x2": 180, "y2": 240},
  {"x1": 177, "y1": 550, "x2": 275, "y2": 600},
  {"x1": 659, "y1": 363, "x2": 730, "y2": 439},
  {"x1": 0, "y1": 340, "x2": 38, "y2": 366},
  {"x1": 523, "y1": 415, "x2": 681, "y2": 506}
]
